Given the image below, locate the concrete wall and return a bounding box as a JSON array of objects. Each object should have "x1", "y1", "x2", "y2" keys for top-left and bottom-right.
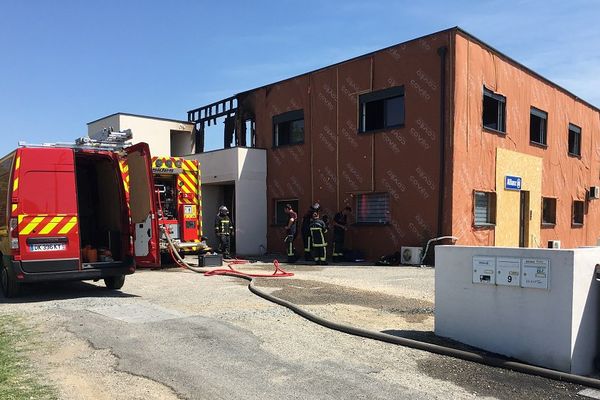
[
  {"x1": 87, "y1": 114, "x2": 194, "y2": 157},
  {"x1": 435, "y1": 245, "x2": 600, "y2": 375},
  {"x1": 187, "y1": 148, "x2": 267, "y2": 255}
]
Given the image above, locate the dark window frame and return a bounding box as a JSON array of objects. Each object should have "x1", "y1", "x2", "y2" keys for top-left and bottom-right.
[
  {"x1": 354, "y1": 192, "x2": 391, "y2": 225},
  {"x1": 274, "y1": 198, "x2": 299, "y2": 226},
  {"x1": 482, "y1": 87, "x2": 506, "y2": 133},
  {"x1": 568, "y1": 123, "x2": 582, "y2": 157},
  {"x1": 273, "y1": 110, "x2": 304, "y2": 148},
  {"x1": 358, "y1": 86, "x2": 405, "y2": 134},
  {"x1": 473, "y1": 190, "x2": 496, "y2": 227},
  {"x1": 530, "y1": 107, "x2": 548, "y2": 147},
  {"x1": 572, "y1": 200, "x2": 584, "y2": 226},
  {"x1": 541, "y1": 197, "x2": 557, "y2": 226}
]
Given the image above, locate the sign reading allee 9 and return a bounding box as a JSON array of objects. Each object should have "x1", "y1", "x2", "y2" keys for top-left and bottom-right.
[{"x1": 505, "y1": 175, "x2": 522, "y2": 191}]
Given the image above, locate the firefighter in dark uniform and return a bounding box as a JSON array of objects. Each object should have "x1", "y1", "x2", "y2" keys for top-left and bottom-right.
[
  {"x1": 214, "y1": 205, "x2": 234, "y2": 258},
  {"x1": 332, "y1": 206, "x2": 352, "y2": 262},
  {"x1": 284, "y1": 204, "x2": 298, "y2": 263},
  {"x1": 310, "y1": 210, "x2": 328, "y2": 265},
  {"x1": 301, "y1": 202, "x2": 320, "y2": 261}
]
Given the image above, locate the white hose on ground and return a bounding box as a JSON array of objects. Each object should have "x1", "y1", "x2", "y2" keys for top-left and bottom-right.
[{"x1": 420, "y1": 235, "x2": 458, "y2": 265}]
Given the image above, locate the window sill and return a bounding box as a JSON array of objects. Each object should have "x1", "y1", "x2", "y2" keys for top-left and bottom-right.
[
  {"x1": 272, "y1": 141, "x2": 304, "y2": 149},
  {"x1": 541, "y1": 223, "x2": 556, "y2": 228},
  {"x1": 483, "y1": 126, "x2": 507, "y2": 136},
  {"x1": 358, "y1": 124, "x2": 405, "y2": 135},
  {"x1": 568, "y1": 152, "x2": 582, "y2": 159},
  {"x1": 473, "y1": 223, "x2": 495, "y2": 229},
  {"x1": 530, "y1": 141, "x2": 548, "y2": 149},
  {"x1": 572, "y1": 223, "x2": 584, "y2": 228}
]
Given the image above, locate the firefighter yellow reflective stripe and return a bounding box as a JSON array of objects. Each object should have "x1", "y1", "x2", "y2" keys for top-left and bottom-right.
[
  {"x1": 58, "y1": 216, "x2": 78, "y2": 234},
  {"x1": 21, "y1": 216, "x2": 44, "y2": 235},
  {"x1": 39, "y1": 216, "x2": 64, "y2": 234}
]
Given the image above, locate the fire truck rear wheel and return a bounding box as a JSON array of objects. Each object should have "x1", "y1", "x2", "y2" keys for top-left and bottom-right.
[
  {"x1": 104, "y1": 275, "x2": 125, "y2": 290},
  {"x1": 1, "y1": 262, "x2": 20, "y2": 298}
]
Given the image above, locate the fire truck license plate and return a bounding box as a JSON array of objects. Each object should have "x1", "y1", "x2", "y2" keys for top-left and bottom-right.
[{"x1": 30, "y1": 243, "x2": 66, "y2": 252}]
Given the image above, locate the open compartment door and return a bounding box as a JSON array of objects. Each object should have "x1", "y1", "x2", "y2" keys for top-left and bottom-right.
[{"x1": 125, "y1": 143, "x2": 160, "y2": 267}]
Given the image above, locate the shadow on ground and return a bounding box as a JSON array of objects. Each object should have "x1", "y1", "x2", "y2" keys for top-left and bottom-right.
[{"x1": 0, "y1": 281, "x2": 139, "y2": 304}]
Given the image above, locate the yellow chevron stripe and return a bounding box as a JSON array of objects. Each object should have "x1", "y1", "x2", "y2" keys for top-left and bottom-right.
[
  {"x1": 12, "y1": 177, "x2": 18, "y2": 191},
  {"x1": 15, "y1": 156, "x2": 20, "y2": 170},
  {"x1": 183, "y1": 171, "x2": 198, "y2": 184},
  {"x1": 21, "y1": 216, "x2": 44, "y2": 235},
  {"x1": 18, "y1": 215, "x2": 24, "y2": 224},
  {"x1": 39, "y1": 216, "x2": 64, "y2": 235},
  {"x1": 58, "y1": 216, "x2": 77, "y2": 234},
  {"x1": 179, "y1": 173, "x2": 197, "y2": 192},
  {"x1": 12, "y1": 204, "x2": 17, "y2": 212}
]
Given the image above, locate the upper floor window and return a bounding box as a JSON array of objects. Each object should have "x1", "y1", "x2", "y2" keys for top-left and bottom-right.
[
  {"x1": 572, "y1": 200, "x2": 584, "y2": 226},
  {"x1": 482, "y1": 87, "x2": 506, "y2": 133},
  {"x1": 359, "y1": 86, "x2": 405, "y2": 133},
  {"x1": 568, "y1": 123, "x2": 581, "y2": 156},
  {"x1": 530, "y1": 107, "x2": 548, "y2": 146},
  {"x1": 273, "y1": 110, "x2": 304, "y2": 147}
]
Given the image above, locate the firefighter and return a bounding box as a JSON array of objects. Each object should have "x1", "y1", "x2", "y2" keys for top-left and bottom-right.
[
  {"x1": 310, "y1": 210, "x2": 328, "y2": 265},
  {"x1": 332, "y1": 206, "x2": 352, "y2": 262},
  {"x1": 301, "y1": 202, "x2": 320, "y2": 261},
  {"x1": 283, "y1": 204, "x2": 298, "y2": 263},
  {"x1": 214, "y1": 205, "x2": 234, "y2": 258}
]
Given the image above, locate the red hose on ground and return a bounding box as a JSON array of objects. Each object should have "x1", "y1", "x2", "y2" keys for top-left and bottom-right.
[
  {"x1": 204, "y1": 259, "x2": 294, "y2": 278},
  {"x1": 156, "y1": 190, "x2": 293, "y2": 278}
]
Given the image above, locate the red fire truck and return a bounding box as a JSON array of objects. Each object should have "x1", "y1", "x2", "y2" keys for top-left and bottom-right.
[{"x1": 120, "y1": 156, "x2": 205, "y2": 262}]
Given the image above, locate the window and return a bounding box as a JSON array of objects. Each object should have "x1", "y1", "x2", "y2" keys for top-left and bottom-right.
[
  {"x1": 482, "y1": 87, "x2": 506, "y2": 132},
  {"x1": 473, "y1": 191, "x2": 496, "y2": 226},
  {"x1": 359, "y1": 86, "x2": 405, "y2": 133},
  {"x1": 542, "y1": 197, "x2": 557, "y2": 225},
  {"x1": 568, "y1": 123, "x2": 581, "y2": 156},
  {"x1": 572, "y1": 200, "x2": 584, "y2": 225},
  {"x1": 355, "y1": 193, "x2": 390, "y2": 224},
  {"x1": 530, "y1": 107, "x2": 548, "y2": 146},
  {"x1": 273, "y1": 110, "x2": 304, "y2": 147},
  {"x1": 0, "y1": 154, "x2": 13, "y2": 226},
  {"x1": 274, "y1": 199, "x2": 298, "y2": 225}
]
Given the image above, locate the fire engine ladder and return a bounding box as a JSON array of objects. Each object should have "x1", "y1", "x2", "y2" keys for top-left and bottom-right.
[{"x1": 18, "y1": 128, "x2": 133, "y2": 151}]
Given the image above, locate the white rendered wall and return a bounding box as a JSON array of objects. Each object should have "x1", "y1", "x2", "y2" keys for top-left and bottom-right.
[
  {"x1": 187, "y1": 148, "x2": 266, "y2": 255},
  {"x1": 87, "y1": 114, "x2": 194, "y2": 157},
  {"x1": 435, "y1": 246, "x2": 600, "y2": 375}
]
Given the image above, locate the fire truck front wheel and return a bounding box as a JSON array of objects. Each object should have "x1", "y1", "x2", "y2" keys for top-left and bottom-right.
[
  {"x1": 1, "y1": 262, "x2": 20, "y2": 298},
  {"x1": 104, "y1": 275, "x2": 125, "y2": 290}
]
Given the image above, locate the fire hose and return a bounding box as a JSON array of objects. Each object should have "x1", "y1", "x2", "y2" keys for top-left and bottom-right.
[{"x1": 154, "y1": 197, "x2": 600, "y2": 389}]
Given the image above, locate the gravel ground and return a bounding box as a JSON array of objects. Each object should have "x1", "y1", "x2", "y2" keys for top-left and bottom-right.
[{"x1": 0, "y1": 261, "x2": 586, "y2": 399}]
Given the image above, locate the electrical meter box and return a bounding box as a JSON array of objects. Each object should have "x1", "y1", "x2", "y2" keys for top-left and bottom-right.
[
  {"x1": 496, "y1": 257, "x2": 521, "y2": 286},
  {"x1": 472, "y1": 256, "x2": 496, "y2": 284},
  {"x1": 521, "y1": 258, "x2": 549, "y2": 289}
]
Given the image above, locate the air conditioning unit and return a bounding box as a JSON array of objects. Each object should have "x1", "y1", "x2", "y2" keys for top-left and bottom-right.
[
  {"x1": 590, "y1": 186, "x2": 600, "y2": 199},
  {"x1": 548, "y1": 240, "x2": 561, "y2": 249},
  {"x1": 401, "y1": 246, "x2": 423, "y2": 265}
]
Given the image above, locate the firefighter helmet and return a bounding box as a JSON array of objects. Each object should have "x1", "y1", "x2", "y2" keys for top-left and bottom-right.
[{"x1": 219, "y1": 205, "x2": 229, "y2": 214}]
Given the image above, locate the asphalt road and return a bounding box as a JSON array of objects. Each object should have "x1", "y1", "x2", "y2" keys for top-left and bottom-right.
[{"x1": 0, "y1": 263, "x2": 587, "y2": 399}]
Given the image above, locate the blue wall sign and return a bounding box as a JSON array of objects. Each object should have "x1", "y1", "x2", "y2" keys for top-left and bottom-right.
[{"x1": 505, "y1": 175, "x2": 522, "y2": 191}]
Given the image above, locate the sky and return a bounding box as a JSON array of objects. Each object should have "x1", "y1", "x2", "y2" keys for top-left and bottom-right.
[{"x1": 1, "y1": 0, "x2": 599, "y2": 155}]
